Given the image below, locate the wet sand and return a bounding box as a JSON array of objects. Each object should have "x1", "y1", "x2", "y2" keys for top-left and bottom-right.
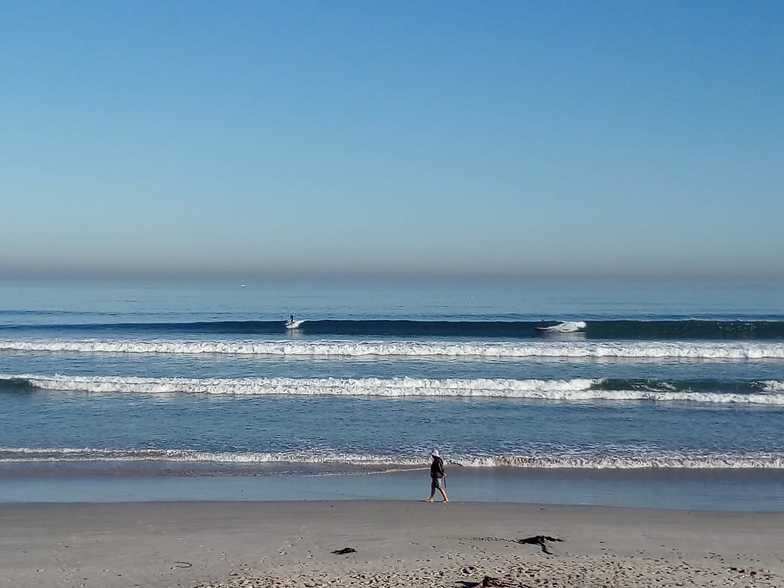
[{"x1": 1, "y1": 501, "x2": 782, "y2": 587}]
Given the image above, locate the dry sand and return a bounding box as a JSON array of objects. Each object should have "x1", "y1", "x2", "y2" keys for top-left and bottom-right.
[{"x1": 1, "y1": 501, "x2": 782, "y2": 587}]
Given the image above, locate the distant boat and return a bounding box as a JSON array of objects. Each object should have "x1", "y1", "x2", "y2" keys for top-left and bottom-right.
[{"x1": 535, "y1": 320, "x2": 587, "y2": 333}]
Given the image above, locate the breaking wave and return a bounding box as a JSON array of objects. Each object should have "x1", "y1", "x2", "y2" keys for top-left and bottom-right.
[
  {"x1": 5, "y1": 318, "x2": 784, "y2": 339},
  {"x1": 1, "y1": 447, "x2": 783, "y2": 469},
  {"x1": 2, "y1": 338, "x2": 784, "y2": 359},
  {"x1": 3, "y1": 374, "x2": 784, "y2": 404}
]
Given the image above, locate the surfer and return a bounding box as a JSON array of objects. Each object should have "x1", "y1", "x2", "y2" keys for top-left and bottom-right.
[
  {"x1": 536, "y1": 320, "x2": 587, "y2": 333},
  {"x1": 426, "y1": 449, "x2": 449, "y2": 503},
  {"x1": 289, "y1": 314, "x2": 294, "y2": 323}
]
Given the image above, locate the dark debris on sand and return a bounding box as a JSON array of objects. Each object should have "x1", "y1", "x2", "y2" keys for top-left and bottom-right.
[{"x1": 515, "y1": 535, "x2": 563, "y2": 555}]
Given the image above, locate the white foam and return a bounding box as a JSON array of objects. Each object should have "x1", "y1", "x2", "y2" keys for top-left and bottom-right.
[
  {"x1": 0, "y1": 374, "x2": 598, "y2": 398},
  {"x1": 1, "y1": 446, "x2": 783, "y2": 469},
  {"x1": 5, "y1": 374, "x2": 784, "y2": 404},
  {"x1": 538, "y1": 321, "x2": 587, "y2": 333},
  {"x1": 2, "y1": 338, "x2": 784, "y2": 359}
]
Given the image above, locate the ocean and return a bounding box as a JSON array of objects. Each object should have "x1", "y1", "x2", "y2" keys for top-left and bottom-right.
[{"x1": 1, "y1": 278, "x2": 783, "y2": 509}]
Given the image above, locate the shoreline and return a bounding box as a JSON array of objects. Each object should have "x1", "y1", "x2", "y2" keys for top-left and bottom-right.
[
  {"x1": 2, "y1": 467, "x2": 783, "y2": 512},
  {"x1": 1, "y1": 501, "x2": 782, "y2": 587}
]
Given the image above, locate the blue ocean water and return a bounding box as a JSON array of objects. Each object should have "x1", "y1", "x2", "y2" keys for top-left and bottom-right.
[{"x1": 1, "y1": 278, "x2": 783, "y2": 508}]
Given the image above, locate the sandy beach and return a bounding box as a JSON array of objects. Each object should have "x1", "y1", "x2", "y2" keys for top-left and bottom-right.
[{"x1": 1, "y1": 501, "x2": 782, "y2": 587}]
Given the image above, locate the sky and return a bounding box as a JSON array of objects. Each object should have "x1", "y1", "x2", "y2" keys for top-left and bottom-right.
[{"x1": 1, "y1": 1, "x2": 783, "y2": 281}]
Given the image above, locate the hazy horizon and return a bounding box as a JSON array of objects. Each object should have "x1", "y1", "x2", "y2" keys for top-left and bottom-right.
[{"x1": 2, "y1": 1, "x2": 782, "y2": 282}]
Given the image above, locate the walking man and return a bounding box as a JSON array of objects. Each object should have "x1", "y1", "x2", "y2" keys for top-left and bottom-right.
[{"x1": 426, "y1": 449, "x2": 449, "y2": 503}]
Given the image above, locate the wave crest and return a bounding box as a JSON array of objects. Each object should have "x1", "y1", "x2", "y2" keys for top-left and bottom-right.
[
  {"x1": 3, "y1": 374, "x2": 784, "y2": 404},
  {"x1": 2, "y1": 339, "x2": 784, "y2": 359},
  {"x1": 6, "y1": 318, "x2": 784, "y2": 340},
  {"x1": 2, "y1": 447, "x2": 783, "y2": 469}
]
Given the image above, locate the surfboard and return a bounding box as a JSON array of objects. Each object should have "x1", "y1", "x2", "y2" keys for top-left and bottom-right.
[
  {"x1": 535, "y1": 321, "x2": 587, "y2": 333},
  {"x1": 285, "y1": 319, "x2": 305, "y2": 329}
]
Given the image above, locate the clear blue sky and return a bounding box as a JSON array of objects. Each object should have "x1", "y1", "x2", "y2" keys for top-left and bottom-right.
[{"x1": 2, "y1": 1, "x2": 782, "y2": 280}]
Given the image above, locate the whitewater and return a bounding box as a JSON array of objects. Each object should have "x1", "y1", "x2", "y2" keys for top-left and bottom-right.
[
  {"x1": 3, "y1": 338, "x2": 784, "y2": 359},
  {"x1": 3, "y1": 446, "x2": 784, "y2": 469},
  {"x1": 4, "y1": 374, "x2": 784, "y2": 404}
]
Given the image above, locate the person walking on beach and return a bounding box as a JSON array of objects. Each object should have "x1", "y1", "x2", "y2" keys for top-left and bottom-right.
[{"x1": 426, "y1": 449, "x2": 449, "y2": 503}]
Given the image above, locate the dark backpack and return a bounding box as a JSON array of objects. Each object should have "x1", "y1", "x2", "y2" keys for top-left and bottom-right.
[{"x1": 431, "y1": 456, "x2": 445, "y2": 477}]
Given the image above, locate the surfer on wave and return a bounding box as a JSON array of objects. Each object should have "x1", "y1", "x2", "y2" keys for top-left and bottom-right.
[{"x1": 285, "y1": 314, "x2": 303, "y2": 330}]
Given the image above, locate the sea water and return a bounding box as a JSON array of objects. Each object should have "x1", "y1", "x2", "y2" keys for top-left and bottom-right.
[{"x1": 1, "y1": 278, "x2": 783, "y2": 509}]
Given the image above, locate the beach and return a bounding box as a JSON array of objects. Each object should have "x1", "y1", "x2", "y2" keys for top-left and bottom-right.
[{"x1": 1, "y1": 501, "x2": 782, "y2": 587}]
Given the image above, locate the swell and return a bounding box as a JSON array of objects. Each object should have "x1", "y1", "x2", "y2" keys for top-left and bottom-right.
[
  {"x1": 3, "y1": 319, "x2": 784, "y2": 339},
  {"x1": 2, "y1": 339, "x2": 784, "y2": 359},
  {"x1": 1, "y1": 447, "x2": 783, "y2": 469},
  {"x1": 3, "y1": 374, "x2": 784, "y2": 404}
]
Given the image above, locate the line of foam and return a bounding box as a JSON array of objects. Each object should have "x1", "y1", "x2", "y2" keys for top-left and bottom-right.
[
  {"x1": 1, "y1": 447, "x2": 783, "y2": 469},
  {"x1": 0, "y1": 374, "x2": 598, "y2": 398},
  {"x1": 4, "y1": 374, "x2": 784, "y2": 404},
  {"x1": 2, "y1": 339, "x2": 784, "y2": 359}
]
